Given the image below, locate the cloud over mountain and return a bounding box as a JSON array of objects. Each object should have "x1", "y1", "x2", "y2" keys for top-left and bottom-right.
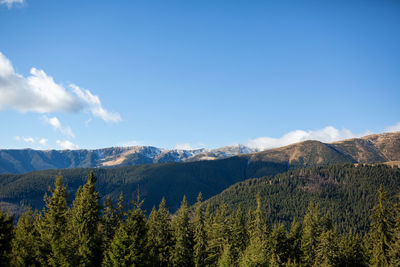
[{"x1": 246, "y1": 126, "x2": 368, "y2": 151}]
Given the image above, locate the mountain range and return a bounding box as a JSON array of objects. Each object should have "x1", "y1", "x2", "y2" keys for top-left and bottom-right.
[
  {"x1": 0, "y1": 144, "x2": 256, "y2": 174},
  {"x1": 0, "y1": 131, "x2": 399, "y2": 216},
  {"x1": 1, "y1": 131, "x2": 399, "y2": 175}
]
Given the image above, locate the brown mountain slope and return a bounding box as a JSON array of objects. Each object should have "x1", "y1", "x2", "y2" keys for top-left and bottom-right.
[{"x1": 242, "y1": 131, "x2": 400, "y2": 169}]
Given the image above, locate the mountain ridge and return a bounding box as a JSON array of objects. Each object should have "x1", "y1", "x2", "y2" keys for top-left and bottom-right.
[{"x1": 0, "y1": 131, "x2": 399, "y2": 174}]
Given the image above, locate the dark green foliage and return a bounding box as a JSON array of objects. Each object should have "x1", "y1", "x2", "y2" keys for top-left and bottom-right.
[
  {"x1": 36, "y1": 173, "x2": 69, "y2": 266},
  {"x1": 105, "y1": 195, "x2": 149, "y2": 266},
  {"x1": 390, "y1": 191, "x2": 400, "y2": 266},
  {"x1": 0, "y1": 209, "x2": 14, "y2": 267},
  {"x1": 314, "y1": 229, "x2": 340, "y2": 266},
  {"x1": 207, "y1": 164, "x2": 400, "y2": 233},
  {"x1": 227, "y1": 205, "x2": 248, "y2": 265},
  {"x1": 287, "y1": 219, "x2": 302, "y2": 263},
  {"x1": 171, "y1": 196, "x2": 194, "y2": 267},
  {"x1": 239, "y1": 194, "x2": 269, "y2": 266},
  {"x1": 206, "y1": 202, "x2": 229, "y2": 266},
  {"x1": 338, "y1": 230, "x2": 367, "y2": 267},
  {"x1": 301, "y1": 202, "x2": 323, "y2": 266},
  {"x1": 2, "y1": 164, "x2": 400, "y2": 266},
  {"x1": 368, "y1": 185, "x2": 395, "y2": 267},
  {"x1": 192, "y1": 193, "x2": 207, "y2": 267},
  {"x1": 100, "y1": 193, "x2": 125, "y2": 257},
  {"x1": 68, "y1": 171, "x2": 101, "y2": 266},
  {"x1": 11, "y1": 208, "x2": 41, "y2": 267},
  {"x1": 147, "y1": 197, "x2": 173, "y2": 267}
]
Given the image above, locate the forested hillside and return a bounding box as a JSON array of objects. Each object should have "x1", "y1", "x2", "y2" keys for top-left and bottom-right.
[
  {"x1": 0, "y1": 157, "x2": 287, "y2": 214},
  {"x1": 207, "y1": 164, "x2": 400, "y2": 233},
  {"x1": 1, "y1": 170, "x2": 400, "y2": 266}
]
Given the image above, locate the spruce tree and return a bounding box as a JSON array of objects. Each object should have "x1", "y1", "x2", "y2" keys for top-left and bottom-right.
[
  {"x1": 300, "y1": 202, "x2": 323, "y2": 266},
  {"x1": 171, "y1": 195, "x2": 194, "y2": 267},
  {"x1": 287, "y1": 218, "x2": 302, "y2": 263},
  {"x1": 227, "y1": 204, "x2": 248, "y2": 265},
  {"x1": 338, "y1": 230, "x2": 367, "y2": 267},
  {"x1": 36, "y1": 173, "x2": 69, "y2": 266},
  {"x1": 239, "y1": 194, "x2": 269, "y2": 266},
  {"x1": 68, "y1": 171, "x2": 101, "y2": 266},
  {"x1": 147, "y1": 197, "x2": 173, "y2": 267},
  {"x1": 369, "y1": 185, "x2": 394, "y2": 267},
  {"x1": 11, "y1": 208, "x2": 41, "y2": 267},
  {"x1": 105, "y1": 194, "x2": 149, "y2": 266},
  {"x1": 0, "y1": 209, "x2": 14, "y2": 267},
  {"x1": 270, "y1": 223, "x2": 290, "y2": 264},
  {"x1": 101, "y1": 194, "x2": 125, "y2": 258},
  {"x1": 192, "y1": 193, "x2": 207, "y2": 267},
  {"x1": 206, "y1": 202, "x2": 229, "y2": 266},
  {"x1": 389, "y1": 190, "x2": 400, "y2": 266},
  {"x1": 314, "y1": 229, "x2": 340, "y2": 267}
]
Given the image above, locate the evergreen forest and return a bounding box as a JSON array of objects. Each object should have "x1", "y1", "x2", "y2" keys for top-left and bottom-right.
[{"x1": 1, "y1": 164, "x2": 400, "y2": 266}]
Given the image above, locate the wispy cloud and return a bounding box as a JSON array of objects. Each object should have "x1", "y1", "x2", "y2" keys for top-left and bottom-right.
[
  {"x1": 0, "y1": 52, "x2": 121, "y2": 122},
  {"x1": 385, "y1": 122, "x2": 400, "y2": 133},
  {"x1": 42, "y1": 115, "x2": 75, "y2": 138},
  {"x1": 71, "y1": 84, "x2": 122, "y2": 123},
  {"x1": 14, "y1": 136, "x2": 48, "y2": 147},
  {"x1": 56, "y1": 140, "x2": 79, "y2": 150},
  {"x1": 246, "y1": 126, "x2": 370, "y2": 151},
  {"x1": 0, "y1": 0, "x2": 24, "y2": 8},
  {"x1": 39, "y1": 138, "x2": 48, "y2": 146},
  {"x1": 14, "y1": 136, "x2": 35, "y2": 143},
  {"x1": 174, "y1": 143, "x2": 205, "y2": 150}
]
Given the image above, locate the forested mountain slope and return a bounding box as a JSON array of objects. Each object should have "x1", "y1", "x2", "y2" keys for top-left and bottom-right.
[
  {"x1": 207, "y1": 164, "x2": 400, "y2": 233},
  {"x1": 0, "y1": 157, "x2": 286, "y2": 214}
]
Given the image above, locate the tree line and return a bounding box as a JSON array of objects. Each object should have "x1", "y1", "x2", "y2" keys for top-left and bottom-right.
[{"x1": 0, "y1": 171, "x2": 400, "y2": 266}]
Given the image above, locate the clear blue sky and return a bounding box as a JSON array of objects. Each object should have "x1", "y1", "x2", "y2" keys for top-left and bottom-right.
[{"x1": 0, "y1": 0, "x2": 399, "y2": 150}]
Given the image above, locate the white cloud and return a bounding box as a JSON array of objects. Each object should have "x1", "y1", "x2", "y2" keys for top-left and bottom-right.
[
  {"x1": 56, "y1": 140, "x2": 79, "y2": 150},
  {"x1": 22, "y1": 136, "x2": 35, "y2": 143},
  {"x1": 385, "y1": 122, "x2": 400, "y2": 133},
  {"x1": 0, "y1": 52, "x2": 121, "y2": 122},
  {"x1": 70, "y1": 84, "x2": 122, "y2": 123},
  {"x1": 42, "y1": 115, "x2": 75, "y2": 138},
  {"x1": 246, "y1": 126, "x2": 369, "y2": 151},
  {"x1": 173, "y1": 143, "x2": 204, "y2": 150},
  {"x1": 0, "y1": 0, "x2": 24, "y2": 8},
  {"x1": 39, "y1": 138, "x2": 48, "y2": 146}
]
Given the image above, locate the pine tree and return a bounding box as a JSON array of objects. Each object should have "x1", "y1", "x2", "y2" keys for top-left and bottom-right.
[
  {"x1": 206, "y1": 202, "x2": 229, "y2": 266},
  {"x1": 270, "y1": 223, "x2": 290, "y2": 264},
  {"x1": 147, "y1": 197, "x2": 173, "y2": 267},
  {"x1": 68, "y1": 171, "x2": 101, "y2": 266},
  {"x1": 287, "y1": 218, "x2": 302, "y2": 263},
  {"x1": 11, "y1": 208, "x2": 41, "y2": 267},
  {"x1": 389, "y1": 190, "x2": 400, "y2": 266},
  {"x1": 227, "y1": 204, "x2": 248, "y2": 265},
  {"x1": 36, "y1": 173, "x2": 69, "y2": 266},
  {"x1": 314, "y1": 229, "x2": 340, "y2": 267},
  {"x1": 101, "y1": 193, "x2": 125, "y2": 258},
  {"x1": 192, "y1": 193, "x2": 207, "y2": 267},
  {"x1": 105, "y1": 194, "x2": 149, "y2": 266},
  {"x1": 338, "y1": 230, "x2": 367, "y2": 267},
  {"x1": 239, "y1": 193, "x2": 269, "y2": 267},
  {"x1": 171, "y1": 195, "x2": 194, "y2": 267},
  {"x1": 0, "y1": 209, "x2": 14, "y2": 267},
  {"x1": 300, "y1": 202, "x2": 323, "y2": 266},
  {"x1": 217, "y1": 243, "x2": 233, "y2": 267},
  {"x1": 369, "y1": 185, "x2": 394, "y2": 267}
]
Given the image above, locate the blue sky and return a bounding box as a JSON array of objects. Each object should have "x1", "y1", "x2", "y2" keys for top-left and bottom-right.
[{"x1": 0, "y1": 0, "x2": 399, "y2": 150}]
